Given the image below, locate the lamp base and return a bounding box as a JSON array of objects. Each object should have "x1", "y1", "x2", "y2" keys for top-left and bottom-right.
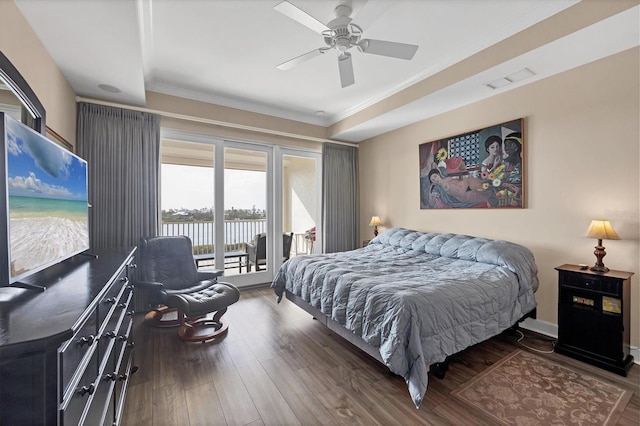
[{"x1": 591, "y1": 241, "x2": 609, "y2": 273}]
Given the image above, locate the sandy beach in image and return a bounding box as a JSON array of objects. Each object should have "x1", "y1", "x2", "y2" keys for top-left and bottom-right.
[{"x1": 9, "y1": 216, "x2": 89, "y2": 277}]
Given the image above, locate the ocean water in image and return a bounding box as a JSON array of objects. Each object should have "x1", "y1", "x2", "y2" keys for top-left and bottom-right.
[
  {"x1": 9, "y1": 196, "x2": 89, "y2": 277},
  {"x1": 9, "y1": 196, "x2": 87, "y2": 219}
]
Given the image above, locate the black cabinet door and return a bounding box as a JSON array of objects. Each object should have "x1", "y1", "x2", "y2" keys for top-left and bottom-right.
[{"x1": 558, "y1": 303, "x2": 623, "y2": 361}]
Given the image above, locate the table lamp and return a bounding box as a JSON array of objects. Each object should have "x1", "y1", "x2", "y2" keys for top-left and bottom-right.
[
  {"x1": 369, "y1": 216, "x2": 382, "y2": 237},
  {"x1": 585, "y1": 219, "x2": 620, "y2": 273}
]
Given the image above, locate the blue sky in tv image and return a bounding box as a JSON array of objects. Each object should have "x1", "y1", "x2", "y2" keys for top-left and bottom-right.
[{"x1": 5, "y1": 115, "x2": 87, "y2": 202}]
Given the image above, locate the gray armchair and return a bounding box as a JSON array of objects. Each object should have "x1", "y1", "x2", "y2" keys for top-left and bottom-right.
[
  {"x1": 245, "y1": 232, "x2": 294, "y2": 272},
  {"x1": 135, "y1": 235, "x2": 240, "y2": 342}
]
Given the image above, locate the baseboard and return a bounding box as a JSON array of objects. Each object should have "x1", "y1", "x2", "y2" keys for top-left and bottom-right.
[
  {"x1": 238, "y1": 282, "x2": 271, "y2": 291},
  {"x1": 520, "y1": 318, "x2": 640, "y2": 365},
  {"x1": 519, "y1": 317, "x2": 557, "y2": 338}
]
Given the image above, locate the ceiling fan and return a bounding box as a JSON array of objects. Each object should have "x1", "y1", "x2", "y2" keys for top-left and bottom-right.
[{"x1": 275, "y1": 1, "x2": 419, "y2": 88}]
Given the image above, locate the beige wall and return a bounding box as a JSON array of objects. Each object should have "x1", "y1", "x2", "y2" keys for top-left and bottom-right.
[
  {"x1": 0, "y1": 0, "x2": 76, "y2": 146},
  {"x1": 359, "y1": 47, "x2": 640, "y2": 347},
  {"x1": 0, "y1": 89, "x2": 21, "y2": 107},
  {"x1": 283, "y1": 156, "x2": 318, "y2": 235}
]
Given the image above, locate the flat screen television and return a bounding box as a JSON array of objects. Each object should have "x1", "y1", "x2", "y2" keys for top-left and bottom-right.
[{"x1": 0, "y1": 112, "x2": 89, "y2": 290}]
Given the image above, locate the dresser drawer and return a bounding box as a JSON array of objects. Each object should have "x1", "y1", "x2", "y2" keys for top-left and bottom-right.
[
  {"x1": 60, "y1": 307, "x2": 98, "y2": 394},
  {"x1": 561, "y1": 272, "x2": 621, "y2": 296},
  {"x1": 114, "y1": 345, "x2": 134, "y2": 423},
  {"x1": 115, "y1": 314, "x2": 134, "y2": 365},
  {"x1": 102, "y1": 391, "x2": 116, "y2": 426},
  {"x1": 98, "y1": 274, "x2": 129, "y2": 327},
  {"x1": 98, "y1": 286, "x2": 131, "y2": 359},
  {"x1": 84, "y1": 346, "x2": 117, "y2": 426},
  {"x1": 61, "y1": 348, "x2": 99, "y2": 426}
]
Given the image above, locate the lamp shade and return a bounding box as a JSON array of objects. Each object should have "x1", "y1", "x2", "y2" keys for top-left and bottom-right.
[
  {"x1": 585, "y1": 220, "x2": 620, "y2": 240},
  {"x1": 369, "y1": 216, "x2": 382, "y2": 227}
]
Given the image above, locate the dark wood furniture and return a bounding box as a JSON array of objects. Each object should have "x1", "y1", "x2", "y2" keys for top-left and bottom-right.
[
  {"x1": 0, "y1": 247, "x2": 137, "y2": 425},
  {"x1": 555, "y1": 264, "x2": 634, "y2": 376},
  {"x1": 0, "y1": 50, "x2": 46, "y2": 134}
]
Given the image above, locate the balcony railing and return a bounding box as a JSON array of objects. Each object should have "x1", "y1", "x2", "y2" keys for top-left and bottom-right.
[
  {"x1": 162, "y1": 219, "x2": 314, "y2": 259},
  {"x1": 162, "y1": 219, "x2": 266, "y2": 254}
]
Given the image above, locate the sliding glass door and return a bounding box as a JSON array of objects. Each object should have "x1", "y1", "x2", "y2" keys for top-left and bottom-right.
[
  {"x1": 160, "y1": 139, "x2": 215, "y2": 257},
  {"x1": 281, "y1": 148, "x2": 321, "y2": 258},
  {"x1": 159, "y1": 130, "x2": 319, "y2": 288},
  {"x1": 223, "y1": 143, "x2": 270, "y2": 279}
]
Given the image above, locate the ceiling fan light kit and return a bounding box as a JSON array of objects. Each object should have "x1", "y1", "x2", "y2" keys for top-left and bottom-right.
[{"x1": 275, "y1": 1, "x2": 419, "y2": 88}]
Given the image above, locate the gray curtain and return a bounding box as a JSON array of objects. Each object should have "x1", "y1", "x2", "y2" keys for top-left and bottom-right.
[
  {"x1": 77, "y1": 102, "x2": 160, "y2": 250},
  {"x1": 322, "y1": 143, "x2": 359, "y2": 253},
  {"x1": 20, "y1": 107, "x2": 35, "y2": 131}
]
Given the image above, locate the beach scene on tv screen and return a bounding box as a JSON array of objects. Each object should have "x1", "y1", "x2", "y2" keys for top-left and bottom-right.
[{"x1": 6, "y1": 118, "x2": 88, "y2": 279}]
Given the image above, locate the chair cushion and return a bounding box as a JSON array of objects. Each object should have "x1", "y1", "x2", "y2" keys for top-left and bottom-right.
[{"x1": 165, "y1": 281, "x2": 240, "y2": 317}]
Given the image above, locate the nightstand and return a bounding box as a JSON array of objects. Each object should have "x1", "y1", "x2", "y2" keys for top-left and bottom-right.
[{"x1": 555, "y1": 264, "x2": 634, "y2": 376}]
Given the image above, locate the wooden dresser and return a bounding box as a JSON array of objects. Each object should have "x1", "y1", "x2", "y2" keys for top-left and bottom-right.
[
  {"x1": 0, "y1": 247, "x2": 137, "y2": 425},
  {"x1": 555, "y1": 264, "x2": 634, "y2": 376}
]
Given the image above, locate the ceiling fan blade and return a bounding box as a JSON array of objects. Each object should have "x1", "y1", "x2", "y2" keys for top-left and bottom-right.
[
  {"x1": 277, "y1": 48, "x2": 325, "y2": 71},
  {"x1": 274, "y1": 1, "x2": 329, "y2": 34},
  {"x1": 358, "y1": 39, "x2": 419, "y2": 60},
  {"x1": 338, "y1": 52, "x2": 355, "y2": 88}
]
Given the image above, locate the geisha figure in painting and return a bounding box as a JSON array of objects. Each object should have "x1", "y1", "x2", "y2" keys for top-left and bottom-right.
[{"x1": 481, "y1": 135, "x2": 503, "y2": 174}]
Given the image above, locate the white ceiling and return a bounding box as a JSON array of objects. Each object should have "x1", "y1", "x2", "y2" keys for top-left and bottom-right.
[{"x1": 13, "y1": 0, "x2": 640, "y2": 142}]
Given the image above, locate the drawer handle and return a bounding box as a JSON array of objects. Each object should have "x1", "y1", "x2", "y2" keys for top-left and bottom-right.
[
  {"x1": 78, "y1": 384, "x2": 95, "y2": 396},
  {"x1": 117, "y1": 366, "x2": 139, "y2": 381},
  {"x1": 117, "y1": 302, "x2": 127, "y2": 309},
  {"x1": 103, "y1": 373, "x2": 117, "y2": 382},
  {"x1": 126, "y1": 310, "x2": 135, "y2": 316},
  {"x1": 78, "y1": 335, "x2": 95, "y2": 347},
  {"x1": 102, "y1": 331, "x2": 116, "y2": 340},
  {"x1": 104, "y1": 297, "x2": 117, "y2": 305},
  {"x1": 120, "y1": 277, "x2": 129, "y2": 283},
  {"x1": 127, "y1": 342, "x2": 135, "y2": 349},
  {"x1": 129, "y1": 263, "x2": 137, "y2": 270},
  {"x1": 117, "y1": 334, "x2": 129, "y2": 342}
]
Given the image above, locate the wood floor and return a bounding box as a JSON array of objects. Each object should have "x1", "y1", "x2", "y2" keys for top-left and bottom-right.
[{"x1": 122, "y1": 286, "x2": 639, "y2": 426}]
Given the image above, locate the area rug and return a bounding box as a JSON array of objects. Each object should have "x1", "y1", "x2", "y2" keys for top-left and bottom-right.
[{"x1": 452, "y1": 350, "x2": 632, "y2": 426}]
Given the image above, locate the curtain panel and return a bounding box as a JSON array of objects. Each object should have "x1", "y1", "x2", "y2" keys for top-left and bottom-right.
[
  {"x1": 322, "y1": 143, "x2": 359, "y2": 253},
  {"x1": 77, "y1": 102, "x2": 160, "y2": 250}
]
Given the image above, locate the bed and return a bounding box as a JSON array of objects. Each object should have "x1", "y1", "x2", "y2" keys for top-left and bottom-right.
[{"x1": 271, "y1": 227, "x2": 539, "y2": 407}]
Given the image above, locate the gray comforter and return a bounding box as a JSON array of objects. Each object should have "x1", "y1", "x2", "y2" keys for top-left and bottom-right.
[{"x1": 271, "y1": 227, "x2": 538, "y2": 407}]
